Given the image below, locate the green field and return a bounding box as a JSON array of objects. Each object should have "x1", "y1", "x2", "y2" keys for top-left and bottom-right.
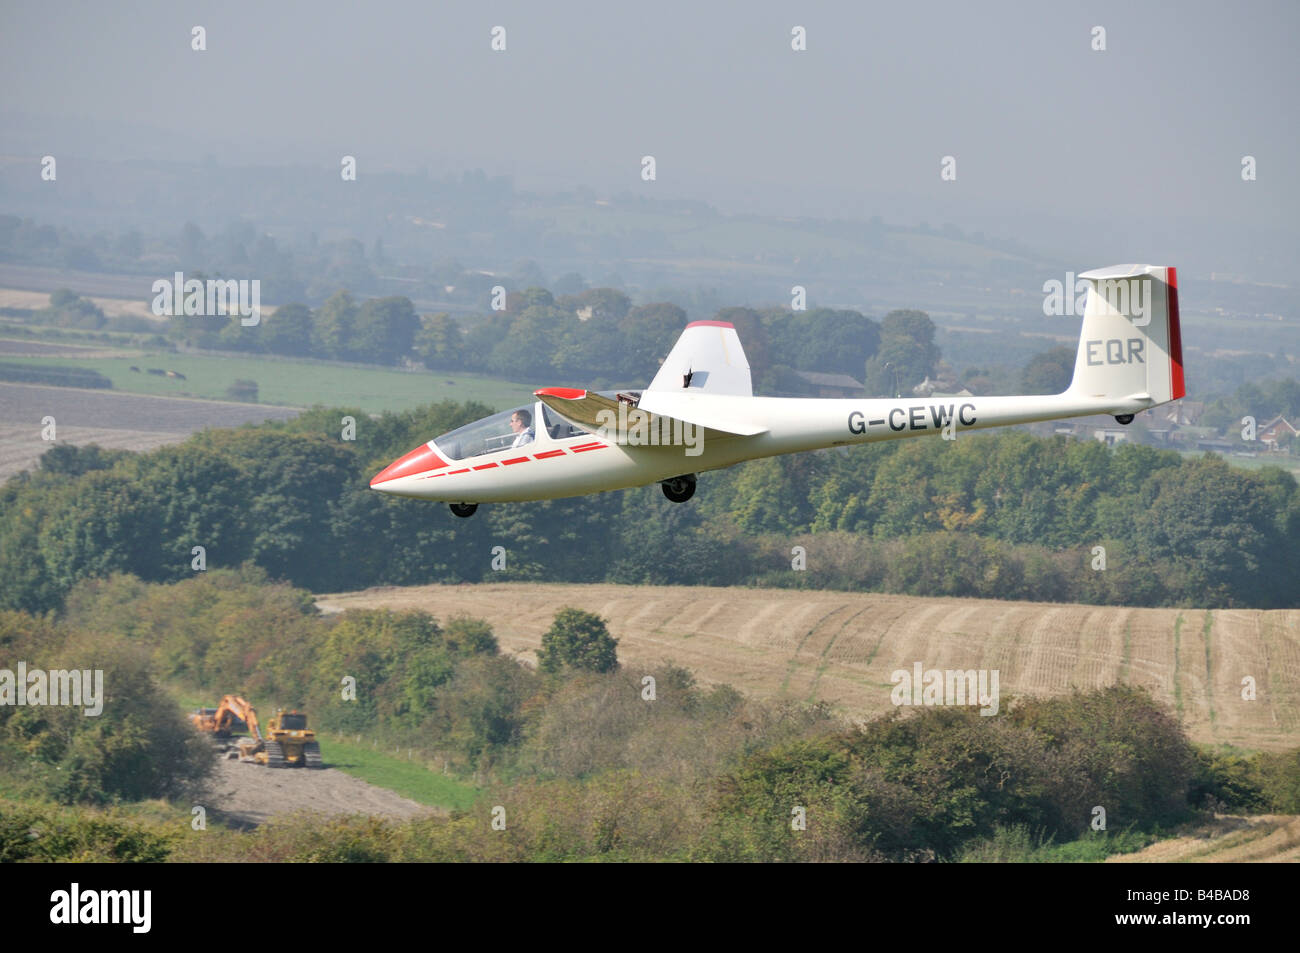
[
  {"x1": 4, "y1": 350, "x2": 532, "y2": 413},
  {"x1": 321, "y1": 735, "x2": 480, "y2": 811},
  {"x1": 1177, "y1": 449, "x2": 1300, "y2": 478}
]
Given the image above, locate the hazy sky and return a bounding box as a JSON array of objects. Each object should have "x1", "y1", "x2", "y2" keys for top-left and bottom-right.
[{"x1": 2, "y1": 1, "x2": 1297, "y2": 268}]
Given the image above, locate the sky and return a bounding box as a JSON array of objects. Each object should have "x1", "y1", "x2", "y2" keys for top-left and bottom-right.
[{"x1": 2, "y1": 0, "x2": 1297, "y2": 273}]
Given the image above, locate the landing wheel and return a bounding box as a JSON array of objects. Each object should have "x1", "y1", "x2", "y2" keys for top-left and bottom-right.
[
  {"x1": 661, "y1": 474, "x2": 696, "y2": 503},
  {"x1": 449, "y1": 502, "x2": 478, "y2": 518},
  {"x1": 1114, "y1": 414, "x2": 1134, "y2": 425}
]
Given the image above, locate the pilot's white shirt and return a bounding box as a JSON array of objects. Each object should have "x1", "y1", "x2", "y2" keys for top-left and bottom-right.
[{"x1": 511, "y1": 429, "x2": 534, "y2": 448}]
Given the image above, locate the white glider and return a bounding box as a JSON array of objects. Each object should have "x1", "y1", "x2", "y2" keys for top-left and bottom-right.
[{"x1": 371, "y1": 264, "x2": 1184, "y2": 517}]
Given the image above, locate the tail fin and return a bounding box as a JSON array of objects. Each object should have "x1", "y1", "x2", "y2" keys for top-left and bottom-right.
[
  {"x1": 645, "y1": 320, "x2": 752, "y2": 397},
  {"x1": 1066, "y1": 264, "x2": 1184, "y2": 406}
]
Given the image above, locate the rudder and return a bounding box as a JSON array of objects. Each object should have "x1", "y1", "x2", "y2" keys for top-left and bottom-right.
[{"x1": 1066, "y1": 264, "x2": 1184, "y2": 406}]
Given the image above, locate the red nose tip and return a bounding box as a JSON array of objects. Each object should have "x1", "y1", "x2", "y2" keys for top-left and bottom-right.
[{"x1": 371, "y1": 444, "x2": 446, "y2": 486}]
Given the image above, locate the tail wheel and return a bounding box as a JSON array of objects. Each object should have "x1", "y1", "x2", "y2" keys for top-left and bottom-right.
[
  {"x1": 661, "y1": 474, "x2": 697, "y2": 503},
  {"x1": 1114, "y1": 414, "x2": 1134, "y2": 425},
  {"x1": 449, "y1": 502, "x2": 478, "y2": 518}
]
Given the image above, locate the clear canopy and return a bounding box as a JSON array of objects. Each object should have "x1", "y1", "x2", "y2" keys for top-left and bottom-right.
[
  {"x1": 540, "y1": 403, "x2": 587, "y2": 440},
  {"x1": 434, "y1": 404, "x2": 537, "y2": 460}
]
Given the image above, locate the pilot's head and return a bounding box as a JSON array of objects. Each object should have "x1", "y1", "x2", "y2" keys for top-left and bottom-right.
[{"x1": 510, "y1": 409, "x2": 532, "y2": 433}]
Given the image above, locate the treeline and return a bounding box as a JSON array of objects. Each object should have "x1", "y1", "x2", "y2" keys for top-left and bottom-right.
[
  {"x1": 1199, "y1": 377, "x2": 1300, "y2": 434},
  {"x1": 162, "y1": 285, "x2": 899, "y2": 392},
  {"x1": 0, "y1": 360, "x2": 111, "y2": 388},
  {"x1": 4, "y1": 569, "x2": 1299, "y2": 861},
  {"x1": 2, "y1": 404, "x2": 1295, "y2": 614}
]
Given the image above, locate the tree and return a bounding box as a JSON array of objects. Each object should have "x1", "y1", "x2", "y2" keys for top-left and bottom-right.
[
  {"x1": 865, "y1": 310, "x2": 939, "y2": 394},
  {"x1": 38, "y1": 444, "x2": 131, "y2": 478},
  {"x1": 537, "y1": 607, "x2": 619, "y2": 674},
  {"x1": 1021, "y1": 346, "x2": 1075, "y2": 394},
  {"x1": 260, "y1": 302, "x2": 314, "y2": 356},
  {"x1": 620, "y1": 303, "x2": 688, "y2": 380},
  {"x1": 564, "y1": 287, "x2": 630, "y2": 321},
  {"x1": 489, "y1": 303, "x2": 571, "y2": 379},
  {"x1": 784, "y1": 308, "x2": 880, "y2": 379},
  {"x1": 351, "y1": 296, "x2": 420, "y2": 364},
  {"x1": 552, "y1": 272, "x2": 587, "y2": 296},
  {"x1": 312, "y1": 290, "x2": 358, "y2": 359},
  {"x1": 38, "y1": 291, "x2": 105, "y2": 330},
  {"x1": 414, "y1": 313, "x2": 463, "y2": 369}
]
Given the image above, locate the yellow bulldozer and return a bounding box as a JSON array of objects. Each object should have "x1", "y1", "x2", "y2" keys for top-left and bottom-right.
[{"x1": 190, "y1": 694, "x2": 322, "y2": 769}]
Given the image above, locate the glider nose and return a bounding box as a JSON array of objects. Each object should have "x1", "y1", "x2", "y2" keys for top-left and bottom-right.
[{"x1": 370, "y1": 443, "x2": 446, "y2": 489}]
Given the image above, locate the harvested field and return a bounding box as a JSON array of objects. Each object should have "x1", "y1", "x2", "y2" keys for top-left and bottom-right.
[
  {"x1": 0, "y1": 286, "x2": 159, "y2": 321},
  {"x1": 316, "y1": 583, "x2": 1300, "y2": 751},
  {"x1": 0, "y1": 381, "x2": 299, "y2": 479},
  {"x1": 1107, "y1": 814, "x2": 1300, "y2": 862}
]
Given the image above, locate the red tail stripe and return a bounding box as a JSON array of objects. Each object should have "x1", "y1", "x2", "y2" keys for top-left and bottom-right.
[{"x1": 1167, "y1": 267, "x2": 1185, "y2": 400}]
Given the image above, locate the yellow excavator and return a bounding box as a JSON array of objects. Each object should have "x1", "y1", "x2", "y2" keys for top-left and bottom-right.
[{"x1": 190, "y1": 694, "x2": 322, "y2": 769}]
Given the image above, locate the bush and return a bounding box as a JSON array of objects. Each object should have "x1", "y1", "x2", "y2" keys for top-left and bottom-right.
[
  {"x1": 1256, "y1": 749, "x2": 1300, "y2": 812},
  {"x1": 226, "y1": 379, "x2": 258, "y2": 401},
  {"x1": 0, "y1": 623, "x2": 213, "y2": 805},
  {"x1": 1189, "y1": 748, "x2": 1268, "y2": 812},
  {"x1": 1010, "y1": 685, "x2": 1197, "y2": 831},
  {"x1": 537, "y1": 607, "x2": 618, "y2": 675},
  {"x1": 0, "y1": 800, "x2": 176, "y2": 862}
]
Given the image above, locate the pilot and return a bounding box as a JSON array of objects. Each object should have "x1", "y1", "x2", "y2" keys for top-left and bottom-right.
[{"x1": 509, "y1": 408, "x2": 535, "y2": 448}]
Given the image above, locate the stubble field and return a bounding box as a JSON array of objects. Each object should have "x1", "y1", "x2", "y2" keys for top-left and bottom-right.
[{"x1": 318, "y1": 582, "x2": 1300, "y2": 752}]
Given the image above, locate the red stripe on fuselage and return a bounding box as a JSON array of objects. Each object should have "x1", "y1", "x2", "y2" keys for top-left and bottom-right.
[
  {"x1": 502, "y1": 457, "x2": 530, "y2": 465},
  {"x1": 533, "y1": 450, "x2": 566, "y2": 459}
]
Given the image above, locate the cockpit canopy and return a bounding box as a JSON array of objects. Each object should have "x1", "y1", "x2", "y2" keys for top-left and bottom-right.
[
  {"x1": 434, "y1": 404, "x2": 535, "y2": 460},
  {"x1": 433, "y1": 401, "x2": 590, "y2": 461}
]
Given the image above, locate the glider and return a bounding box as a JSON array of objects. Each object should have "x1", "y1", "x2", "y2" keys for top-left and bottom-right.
[{"x1": 371, "y1": 264, "x2": 1184, "y2": 517}]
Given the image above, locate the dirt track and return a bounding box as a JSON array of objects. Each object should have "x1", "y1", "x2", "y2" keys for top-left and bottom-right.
[
  {"x1": 199, "y1": 756, "x2": 438, "y2": 829},
  {"x1": 316, "y1": 582, "x2": 1300, "y2": 752}
]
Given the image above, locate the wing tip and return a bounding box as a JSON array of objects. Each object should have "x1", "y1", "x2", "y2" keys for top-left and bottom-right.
[{"x1": 534, "y1": 387, "x2": 587, "y2": 400}]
